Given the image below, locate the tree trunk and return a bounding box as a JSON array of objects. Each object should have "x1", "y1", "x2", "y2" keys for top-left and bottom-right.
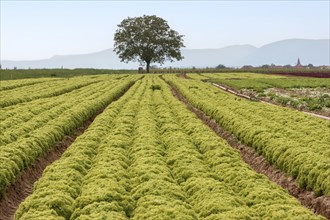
[{"x1": 146, "y1": 61, "x2": 150, "y2": 73}]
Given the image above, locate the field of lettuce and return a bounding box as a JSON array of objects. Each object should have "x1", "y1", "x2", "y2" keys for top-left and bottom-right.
[{"x1": 0, "y1": 73, "x2": 329, "y2": 219}]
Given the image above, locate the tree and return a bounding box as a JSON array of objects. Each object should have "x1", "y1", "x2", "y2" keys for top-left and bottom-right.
[
  {"x1": 216, "y1": 64, "x2": 226, "y2": 69},
  {"x1": 114, "y1": 15, "x2": 185, "y2": 73}
]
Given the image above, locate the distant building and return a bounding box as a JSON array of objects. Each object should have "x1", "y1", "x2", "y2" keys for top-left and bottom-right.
[
  {"x1": 318, "y1": 65, "x2": 330, "y2": 70},
  {"x1": 296, "y1": 58, "x2": 302, "y2": 68}
]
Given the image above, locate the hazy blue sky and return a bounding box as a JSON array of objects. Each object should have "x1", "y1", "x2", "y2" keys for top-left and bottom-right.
[{"x1": 1, "y1": 0, "x2": 329, "y2": 60}]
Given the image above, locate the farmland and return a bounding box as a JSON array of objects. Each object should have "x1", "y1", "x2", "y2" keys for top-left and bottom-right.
[
  {"x1": 0, "y1": 73, "x2": 329, "y2": 219},
  {"x1": 191, "y1": 73, "x2": 330, "y2": 116}
]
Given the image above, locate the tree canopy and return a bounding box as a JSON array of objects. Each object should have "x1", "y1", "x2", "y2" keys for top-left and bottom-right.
[{"x1": 114, "y1": 15, "x2": 185, "y2": 73}]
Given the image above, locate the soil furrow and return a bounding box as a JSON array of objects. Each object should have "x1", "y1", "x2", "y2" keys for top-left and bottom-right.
[{"x1": 167, "y1": 80, "x2": 330, "y2": 219}]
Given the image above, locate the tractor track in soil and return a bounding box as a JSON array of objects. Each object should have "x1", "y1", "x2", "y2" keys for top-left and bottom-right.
[
  {"x1": 167, "y1": 80, "x2": 330, "y2": 219},
  {"x1": 0, "y1": 82, "x2": 136, "y2": 220}
]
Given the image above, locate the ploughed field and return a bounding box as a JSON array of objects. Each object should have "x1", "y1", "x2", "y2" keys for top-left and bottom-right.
[{"x1": 0, "y1": 73, "x2": 329, "y2": 219}]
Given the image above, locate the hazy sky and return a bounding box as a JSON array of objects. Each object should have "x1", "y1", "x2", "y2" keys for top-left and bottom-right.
[{"x1": 1, "y1": 0, "x2": 329, "y2": 60}]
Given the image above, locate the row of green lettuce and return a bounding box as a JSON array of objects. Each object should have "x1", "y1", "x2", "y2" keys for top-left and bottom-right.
[
  {"x1": 0, "y1": 75, "x2": 132, "y2": 143},
  {"x1": 0, "y1": 79, "x2": 132, "y2": 146},
  {"x1": 0, "y1": 69, "x2": 136, "y2": 80},
  {"x1": 16, "y1": 78, "x2": 145, "y2": 219},
  {"x1": 16, "y1": 76, "x2": 323, "y2": 219},
  {"x1": 190, "y1": 73, "x2": 330, "y2": 112},
  {"x1": 155, "y1": 77, "x2": 322, "y2": 219},
  {"x1": 188, "y1": 72, "x2": 283, "y2": 81},
  {"x1": 0, "y1": 75, "x2": 129, "y2": 108},
  {"x1": 165, "y1": 75, "x2": 330, "y2": 196},
  {"x1": 0, "y1": 78, "x2": 59, "y2": 91},
  {"x1": 190, "y1": 73, "x2": 330, "y2": 90},
  {"x1": 209, "y1": 77, "x2": 330, "y2": 90},
  {"x1": 0, "y1": 75, "x2": 139, "y2": 199}
]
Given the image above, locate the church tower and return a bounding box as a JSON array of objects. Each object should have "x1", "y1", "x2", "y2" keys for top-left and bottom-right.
[{"x1": 296, "y1": 58, "x2": 302, "y2": 68}]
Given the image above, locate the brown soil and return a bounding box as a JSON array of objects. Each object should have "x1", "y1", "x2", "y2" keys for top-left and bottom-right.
[
  {"x1": 167, "y1": 81, "x2": 330, "y2": 219},
  {"x1": 0, "y1": 81, "x2": 136, "y2": 220}
]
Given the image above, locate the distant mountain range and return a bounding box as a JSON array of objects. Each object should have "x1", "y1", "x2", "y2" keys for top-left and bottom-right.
[{"x1": 1, "y1": 39, "x2": 329, "y2": 69}]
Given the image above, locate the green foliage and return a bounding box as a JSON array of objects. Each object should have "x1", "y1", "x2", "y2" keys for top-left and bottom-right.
[
  {"x1": 156, "y1": 77, "x2": 323, "y2": 219},
  {"x1": 165, "y1": 75, "x2": 330, "y2": 197},
  {"x1": 12, "y1": 75, "x2": 325, "y2": 219},
  {"x1": 215, "y1": 64, "x2": 226, "y2": 69},
  {"x1": 114, "y1": 15, "x2": 184, "y2": 73},
  {"x1": 150, "y1": 84, "x2": 161, "y2": 90},
  {"x1": 307, "y1": 100, "x2": 323, "y2": 110},
  {"x1": 0, "y1": 78, "x2": 56, "y2": 90},
  {"x1": 0, "y1": 75, "x2": 140, "y2": 199},
  {"x1": 256, "y1": 92, "x2": 266, "y2": 97},
  {"x1": 0, "y1": 69, "x2": 135, "y2": 80},
  {"x1": 0, "y1": 77, "x2": 100, "y2": 108},
  {"x1": 204, "y1": 73, "x2": 330, "y2": 112},
  {"x1": 276, "y1": 96, "x2": 291, "y2": 106},
  {"x1": 208, "y1": 76, "x2": 330, "y2": 90}
]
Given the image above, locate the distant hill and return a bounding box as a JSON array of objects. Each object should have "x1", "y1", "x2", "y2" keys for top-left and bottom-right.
[
  {"x1": 1, "y1": 39, "x2": 329, "y2": 69},
  {"x1": 238, "y1": 39, "x2": 329, "y2": 66}
]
